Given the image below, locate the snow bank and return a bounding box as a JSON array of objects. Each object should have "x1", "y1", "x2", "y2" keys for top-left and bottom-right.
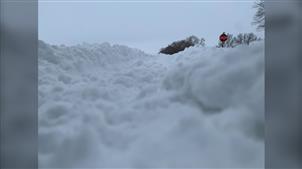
[{"x1": 39, "y1": 41, "x2": 264, "y2": 168}]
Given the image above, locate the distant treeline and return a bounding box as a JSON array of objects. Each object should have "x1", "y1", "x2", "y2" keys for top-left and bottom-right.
[
  {"x1": 217, "y1": 33, "x2": 261, "y2": 48},
  {"x1": 159, "y1": 33, "x2": 261, "y2": 55}
]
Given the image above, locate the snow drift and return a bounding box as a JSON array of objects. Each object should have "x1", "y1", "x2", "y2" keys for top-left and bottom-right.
[{"x1": 38, "y1": 40, "x2": 264, "y2": 168}]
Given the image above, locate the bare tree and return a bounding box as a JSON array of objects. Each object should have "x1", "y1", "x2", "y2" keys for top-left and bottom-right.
[
  {"x1": 253, "y1": 0, "x2": 265, "y2": 31},
  {"x1": 243, "y1": 33, "x2": 258, "y2": 45}
]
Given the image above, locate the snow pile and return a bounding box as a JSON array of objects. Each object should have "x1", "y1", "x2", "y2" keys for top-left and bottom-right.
[{"x1": 38, "y1": 41, "x2": 264, "y2": 168}]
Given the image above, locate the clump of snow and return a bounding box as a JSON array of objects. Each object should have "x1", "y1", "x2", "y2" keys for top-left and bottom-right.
[{"x1": 39, "y1": 40, "x2": 264, "y2": 168}]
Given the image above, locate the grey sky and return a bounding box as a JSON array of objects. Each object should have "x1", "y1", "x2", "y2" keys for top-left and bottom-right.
[{"x1": 39, "y1": 0, "x2": 261, "y2": 54}]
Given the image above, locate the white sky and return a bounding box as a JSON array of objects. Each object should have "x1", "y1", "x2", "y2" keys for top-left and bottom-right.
[{"x1": 39, "y1": 0, "x2": 262, "y2": 54}]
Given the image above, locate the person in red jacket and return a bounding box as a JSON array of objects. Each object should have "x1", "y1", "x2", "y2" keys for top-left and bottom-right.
[{"x1": 219, "y1": 32, "x2": 228, "y2": 47}]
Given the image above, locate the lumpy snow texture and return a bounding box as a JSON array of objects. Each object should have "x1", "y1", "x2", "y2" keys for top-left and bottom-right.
[{"x1": 38, "y1": 40, "x2": 264, "y2": 168}]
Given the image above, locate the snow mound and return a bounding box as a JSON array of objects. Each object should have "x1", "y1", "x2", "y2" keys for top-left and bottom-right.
[{"x1": 39, "y1": 41, "x2": 264, "y2": 168}]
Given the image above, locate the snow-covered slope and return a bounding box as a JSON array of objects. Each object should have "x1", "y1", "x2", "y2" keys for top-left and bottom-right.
[{"x1": 38, "y1": 41, "x2": 264, "y2": 168}]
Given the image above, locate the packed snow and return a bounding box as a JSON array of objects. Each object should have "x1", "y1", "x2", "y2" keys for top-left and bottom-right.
[{"x1": 38, "y1": 40, "x2": 264, "y2": 168}]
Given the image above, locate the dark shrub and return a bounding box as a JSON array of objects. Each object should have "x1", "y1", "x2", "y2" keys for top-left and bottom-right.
[{"x1": 159, "y1": 36, "x2": 205, "y2": 55}]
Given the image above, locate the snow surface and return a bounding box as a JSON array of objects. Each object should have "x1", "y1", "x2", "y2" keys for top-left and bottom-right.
[{"x1": 38, "y1": 40, "x2": 264, "y2": 168}]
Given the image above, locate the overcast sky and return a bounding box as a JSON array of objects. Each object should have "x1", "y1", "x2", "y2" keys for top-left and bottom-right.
[{"x1": 39, "y1": 0, "x2": 262, "y2": 54}]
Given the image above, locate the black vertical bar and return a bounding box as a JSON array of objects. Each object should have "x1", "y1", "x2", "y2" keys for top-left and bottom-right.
[
  {"x1": 265, "y1": 0, "x2": 302, "y2": 168},
  {"x1": 0, "y1": 0, "x2": 38, "y2": 168}
]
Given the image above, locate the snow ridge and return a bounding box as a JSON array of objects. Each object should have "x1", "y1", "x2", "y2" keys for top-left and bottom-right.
[{"x1": 39, "y1": 41, "x2": 264, "y2": 168}]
